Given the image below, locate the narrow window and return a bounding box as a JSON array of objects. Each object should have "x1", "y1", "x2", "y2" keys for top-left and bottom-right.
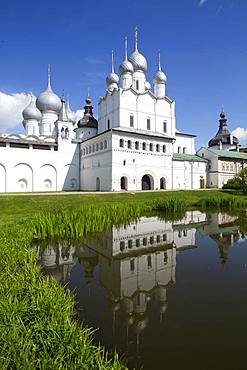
[
  {"x1": 136, "y1": 239, "x2": 140, "y2": 247},
  {"x1": 128, "y1": 240, "x2": 133, "y2": 249},
  {"x1": 156, "y1": 144, "x2": 160, "y2": 152},
  {"x1": 123, "y1": 160, "x2": 126, "y2": 166},
  {"x1": 130, "y1": 259, "x2": 135, "y2": 271},
  {"x1": 130, "y1": 115, "x2": 134, "y2": 127},
  {"x1": 136, "y1": 80, "x2": 139, "y2": 90},
  {"x1": 86, "y1": 147, "x2": 88, "y2": 154},
  {"x1": 120, "y1": 241, "x2": 125, "y2": 251},
  {"x1": 157, "y1": 235, "x2": 161, "y2": 243},
  {"x1": 104, "y1": 140, "x2": 107, "y2": 149},
  {"x1": 143, "y1": 237, "x2": 147, "y2": 246},
  {"x1": 164, "y1": 252, "x2": 168, "y2": 264},
  {"x1": 150, "y1": 236, "x2": 154, "y2": 244},
  {"x1": 96, "y1": 143, "x2": 99, "y2": 151},
  {"x1": 147, "y1": 118, "x2": 151, "y2": 130},
  {"x1": 163, "y1": 121, "x2": 167, "y2": 133},
  {"x1": 128, "y1": 140, "x2": 132, "y2": 149},
  {"x1": 142, "y1": 142, "x2": 146, "y2": 151},
  {"x1": 135, "y1": 141, "x2": 139, "y2": 150},
  {"x1": 163, "y1": 145, "x2": 166, "y2": 153},
  {"x1": 163, "y1": 234, "x2": 167, "y2": 242},
  {"x1": 119, "y1": 139, "x2": 124, "y2": 148},
  {"x1": 178, "y1": 146, "x2": 181, "y2": 154},
  {"x1": 100, "y1": 142, "x2": 103, "y2": 150},
  {"x1": 92, "y1": 144, "x2": 95, "y2": 152},
  {"x1": 89, "y1": 146, "x2": 92, "y2": 154},
  {"x1": 149, "y1": 143, "x2": 153, "y2": 151},
  {"x1": 83, "y1": 148, "x2": 85, "y2": 155},
  {"x1": 183, "y1": 147, "x2": 186, "y2": 154},
  {"x1": 147, "y1": 255, "x2": 152, "y2": 268},
  {"x1": 107, "y1": 119, "x2": 110, "y2": 130}
]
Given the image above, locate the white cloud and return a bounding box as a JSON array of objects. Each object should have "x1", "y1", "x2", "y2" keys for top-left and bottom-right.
[
  {"x1": 232, "y1": 127, "x2": 247, "y2": 144},
  {"x1": 199, "y1": 0, "x2": 207, "y2": 6},
  {"x1": 0, "y1": 91, "x2": 30, "y2": 133}
]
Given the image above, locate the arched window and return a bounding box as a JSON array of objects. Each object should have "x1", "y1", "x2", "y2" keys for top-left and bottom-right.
[
  {"x1": 128, "y1": 140, "x2": 132, "y2": 149},
  {"x1": 86, "y1": 147, "x2": 88, "y2": 154},
  {"x1": 89, "y1": 146, "x2": 92, "y2": 154},
  {"x1": 104, "y1": 140, "x2": 107, "y2": 149},
  {"x1": 156, "y1": 144, "x2": 160, "y2": 152},
  {"x1": 163, "y1": 145, "x2": 166, "y2": 153},
  {"x1": 135, "y1": 141, "x2": 139, "y2": 150},
  {"x1": 136, "y1": 80, "x2": 139, "y2": 90},
  {"x1": 183, "y1": 147, "x2": 187, "y2": 154},
  {"x1": 99, "y1": 142, "x2": 103, "y2": 150},
  {"x1": 149, "y1": 143, "x2": 153, "y2": 151},
  {"x1": 83, "y1": 148, "x2": 85, "y2": 155},
  {"x1": 65, "y1": 128, "x2": 69, "y2": 139},
  {"x1": 142, "y1": 142, "x2": 146, "y2": 151},
  {"x1": 96, "y1": 143, "x2": 99, "y2": 151},
  {"x1": 92, "y1": 144, "x2": 95, "y2": 152},
  {"x1": 119, "y1": 139, "x2": 124, "y2": 148},
  {"x1": 107, "y1": 119, "x2": 110, "y2": 130},
  {"x1": 178, "y1": 146, "x2": 181, "y2": 154}
]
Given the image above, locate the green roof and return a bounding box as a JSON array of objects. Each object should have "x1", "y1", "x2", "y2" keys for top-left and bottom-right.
[
  {"x1": 206, "y1": 147, "x2": 247, "y2": 159},
  {"x1": 173, "y1": 153, "x2": 208, "y2": 162}
]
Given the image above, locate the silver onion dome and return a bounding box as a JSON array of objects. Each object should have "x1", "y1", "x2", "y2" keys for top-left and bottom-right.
[
  {"x1": 23, "y1": 94, "x2": 42, "y2": 121},
  {"x1": 129, "y1": 51, "x2": 147, "y2": 73},
  {"x1": 106, "y1": 72, "x2": 119, "y2": 86},
  {"x1": 153, "y1": 70, "x2": 167, "y2": 84},
  {"x1": 36, "y1": 65, "x2": 62, "y2": 113},
  {"x1": 106, "y1": 50, "x2": 119, "y2": 87},
  {"x1": 66, "y1": 98, "x2": 76, "y2": 123},
  {"x1": 153, "y1": 51, "x2": 167, "y2": 84},
  {"x1": 128, "y1": 28, "x2": 147, "y2": 73},
  {"x1": 119, "y1": 37, "x2": 134, "y2": 75},
  {"x1": 119, "y1": 60, "x2": 134, "y2": 75}
]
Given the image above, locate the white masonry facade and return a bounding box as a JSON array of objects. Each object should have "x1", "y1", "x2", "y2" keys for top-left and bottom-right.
[{"x1": 0, "y1": 29, "x2": 246, "y2": 193}]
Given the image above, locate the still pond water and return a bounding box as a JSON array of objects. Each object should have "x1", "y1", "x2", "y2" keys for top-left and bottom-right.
[{"x1": 37, "y1": 211, "x2": 247, "y2": 370}]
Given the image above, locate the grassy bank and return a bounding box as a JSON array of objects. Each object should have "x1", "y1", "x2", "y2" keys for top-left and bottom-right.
[{"x1": 1, "y1": 189, "x2": 247, "y2": 369}]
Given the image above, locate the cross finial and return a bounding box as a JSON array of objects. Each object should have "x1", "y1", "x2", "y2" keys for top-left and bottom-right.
[
  {"x1": 134, "y1": 27, "x2": 138, "y2": 51},
  {"x1": 125, "y1": 37, "x2": 128, "y2": 61},
  {"x1": 158, "y1": 50, "x2": 161, "y2": 71},
  {"x1": 87, "y1": 86, "x2": 90, "y2": 97},
  {"x1": 47, "y1": 64, "x2": 51, "y2": 89},
  {"x1": 111, "y1": 50, "x2": 115, "y2": 73},
  {"x1": 221, "y1": 104, "x2": 224, "y2": 113}
]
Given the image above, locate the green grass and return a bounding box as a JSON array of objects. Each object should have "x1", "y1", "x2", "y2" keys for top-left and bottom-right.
[{"x1": 1, "y1": 189, "x2": 247, "y2": 369}]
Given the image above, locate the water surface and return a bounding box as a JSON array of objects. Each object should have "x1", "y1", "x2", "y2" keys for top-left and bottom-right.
[{"x1": 37, "y1": 211, "x2": 247, "y2": 370}]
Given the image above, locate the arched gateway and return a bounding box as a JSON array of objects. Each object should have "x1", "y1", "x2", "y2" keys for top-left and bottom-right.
[
  {"x1": 141, "y1": 174, "x2": 154, "y2": 190},
  {"x1": 120, "y1": 176, "x2": 128, "y2": 190}
]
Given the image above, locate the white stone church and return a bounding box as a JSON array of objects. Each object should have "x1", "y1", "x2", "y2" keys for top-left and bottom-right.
[{"x1": 0, "y1": 29, "x2": 246, "y2": 193}]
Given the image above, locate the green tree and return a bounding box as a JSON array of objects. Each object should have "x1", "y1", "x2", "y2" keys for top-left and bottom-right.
[{"x1": 239, "y1": 167, "x2": 247, "y2": 194}]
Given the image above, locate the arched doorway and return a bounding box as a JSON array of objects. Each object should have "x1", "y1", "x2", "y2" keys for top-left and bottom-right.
[
  {"x1": 96, "y1": 177, "x2": 100, "y2": 191},
  {"x1": 121, "y1": 176, "x2": 128, "y2": 190},
  {"x1": 160, "y1": 177, "x2": 166, "y2": 190},
  {"x1": 142, "y1": 174, "x2": 153, "y2": 190},
  {"x1": 200, "y1": 176, "x2": 205, "y2": 189}
]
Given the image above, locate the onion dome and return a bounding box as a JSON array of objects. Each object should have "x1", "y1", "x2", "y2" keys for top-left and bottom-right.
[
  {"x1": 22, "y1": 94, "x2": 42, "y2": 122},
  {"x1": 128, "y1": 27, "x2": 147, "y2": 73},
  {"x1": 77, "y1": 95, "x2": 98, "y2": 129},
  {"x1": 36, "y1": 65, "x2": 62, "y2": 113},
  {"x1": 153, "y1": 51, "x2": 167, "y2": 84},
  {"x1": 106, "y1": 50, "x2": 119, "y2": 89},
  {"x1": 208, "y1": 110, "x2": 239, "y2": 148},
  {"x1": 119, "y1": 37, "x2": 134, "y2": 75}
]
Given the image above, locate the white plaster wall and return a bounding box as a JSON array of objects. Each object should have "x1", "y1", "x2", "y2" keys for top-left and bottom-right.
[
  {"x1": 0, "y1": 142, "x2": 79, "y2": 192},
  {"x1": 172, "y1": 160, "x2": 207, "y2": 190},
  {"x1": 174, "y1": 134, "x2": 195, "y2": 155}
]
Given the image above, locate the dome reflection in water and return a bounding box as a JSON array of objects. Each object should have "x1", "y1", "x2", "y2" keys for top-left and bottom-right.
[{"x1": 36, "y1": 211, "x2": 247, "y2": 370}]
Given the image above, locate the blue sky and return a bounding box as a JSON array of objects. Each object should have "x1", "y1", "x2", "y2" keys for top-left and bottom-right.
[{"x1": 0, "y1": 0, "x2": 247, "y2": 146}]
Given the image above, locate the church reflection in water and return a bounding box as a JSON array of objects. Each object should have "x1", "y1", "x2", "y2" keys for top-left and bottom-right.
[{"x1": 35, "y1": 210, "x2": 244, "y2": 361}]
